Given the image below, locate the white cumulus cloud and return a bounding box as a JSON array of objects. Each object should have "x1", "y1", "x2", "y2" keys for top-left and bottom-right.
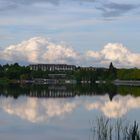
[
  {"x1": 0, "y1": 37, "x2": 140, "y2": 67},
  {"x1": 0, "y1": 37, "x2": 79, "y2": 65},
  {"x1": 86, "y1": 43, "x2": 140, "y2": 67}
]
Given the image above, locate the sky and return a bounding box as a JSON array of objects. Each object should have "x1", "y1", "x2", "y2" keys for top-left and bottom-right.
[{"x1": 0, "y1": 0, "x2": 140, "y2": 67}]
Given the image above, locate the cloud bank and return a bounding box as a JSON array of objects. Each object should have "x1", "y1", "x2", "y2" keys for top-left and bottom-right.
[{"x1": 0, "y1": 37, "x2": 140, "y2": 67}]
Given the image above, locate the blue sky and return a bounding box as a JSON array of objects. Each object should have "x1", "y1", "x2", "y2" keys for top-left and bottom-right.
[{"x1": 0, "y1": 0, "x2": 140, "y2": 67}]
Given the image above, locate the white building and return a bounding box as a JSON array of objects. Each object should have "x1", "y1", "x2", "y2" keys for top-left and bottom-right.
[{"x1": 29, "y1": 64, "x2": 76, "y2": 71}]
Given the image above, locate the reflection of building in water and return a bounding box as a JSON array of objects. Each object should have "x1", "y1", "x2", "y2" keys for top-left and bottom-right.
[
  {"x1": 29, "y1": 85, "x2": 76, "y2": 98},
  {"x1": 48, "y1": 85, "x2": 67, "y2": 90},
  {"x1": 29, "y1": 64, "x2": 76, "y2": 71},
  {"x1": 29, "y1": 90, "x2": 117, "y2": 100},
  {"x1": 29, "y1": 90, "x2": 75, "y2": 98},
  {"x1": 48, "y1": 74, "x2": 66, "y2": 79},
  {"x1": 28, "y1": 85, "x2": 112, "y2": 98},
  {"x1": 0, "y1": 84, "x2": 118, "y2": 100}
]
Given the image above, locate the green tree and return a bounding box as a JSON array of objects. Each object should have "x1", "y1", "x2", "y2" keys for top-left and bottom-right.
[{"x1": 108, "y1": 62, "x2": 117, "y2": 80}]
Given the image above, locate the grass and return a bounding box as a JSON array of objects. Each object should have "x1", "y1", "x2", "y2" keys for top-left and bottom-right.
[{"x1": 90, "y1": 117, "x2": 140, "y2": 140}]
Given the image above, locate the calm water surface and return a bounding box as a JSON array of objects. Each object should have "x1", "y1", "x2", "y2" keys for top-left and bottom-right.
[{"x1": 0, "y1": 84, "x2": 140, "y2": 140}]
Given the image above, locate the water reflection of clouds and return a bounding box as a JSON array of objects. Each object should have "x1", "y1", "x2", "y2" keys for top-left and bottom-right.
[
  {"x1": 86, "y1": 95, "x2": 140, "y2": 118},
  {"x1": 1, "y1": 95, "x2": 140, "y2": 123},
  {"x1": 1, "y1": 97, "x2": 78, "y2": 123}
]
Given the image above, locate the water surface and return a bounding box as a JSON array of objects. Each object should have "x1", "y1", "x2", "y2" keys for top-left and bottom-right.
[{"x1": 0, "y1": 84, "x2": 140, "y2": 140}]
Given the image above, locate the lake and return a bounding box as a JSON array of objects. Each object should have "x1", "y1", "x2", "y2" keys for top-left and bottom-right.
[{"x1": 0, "y1": 84, "x2": 140, "y2": 140}]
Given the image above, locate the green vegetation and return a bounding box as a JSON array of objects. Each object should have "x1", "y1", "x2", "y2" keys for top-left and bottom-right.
[
  {"x1": 117, "y1": 68, "x2": 140, "y2": 80},
  {"x1": 90, "y1": 117, "x2": 140, "y2": 140},
  {"x1": 0, "y1": 62, "x2": 140, "y2": 84},
  {"x1": 0, "y1": 63, "x2": 31, "y2": 80},
  {"x1": 70, "y1": 62, "x2": 117, "y2": 82}
]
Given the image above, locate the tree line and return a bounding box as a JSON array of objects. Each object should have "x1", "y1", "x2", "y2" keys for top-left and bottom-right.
[{"x1": 0, "y1": 62, "x2": 140, "y2": 84}]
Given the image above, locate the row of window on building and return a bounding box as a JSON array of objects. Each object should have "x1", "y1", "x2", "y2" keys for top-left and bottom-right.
[
  {"x1": 29, "y1": 64, "x2": 108, "y2": 72},
  {"x1": 29, "y1": 64, "x2": 76, "y2": 71}
]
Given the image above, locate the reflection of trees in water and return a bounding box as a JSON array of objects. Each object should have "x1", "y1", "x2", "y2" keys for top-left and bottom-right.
[
  {"x1": 0, "y1": 84, "x2": 29, "y2": 99},
  {"x1": 118, "y1": 86, "x2": 140, "y2": 97},
  {"x1": 0, "y1": 84, "x2": 139, "y2": 99}
]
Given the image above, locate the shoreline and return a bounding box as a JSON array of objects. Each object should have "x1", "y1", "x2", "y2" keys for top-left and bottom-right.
[{"x1": 1, "y1": 78, "x2": 140, "y2": 86}]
